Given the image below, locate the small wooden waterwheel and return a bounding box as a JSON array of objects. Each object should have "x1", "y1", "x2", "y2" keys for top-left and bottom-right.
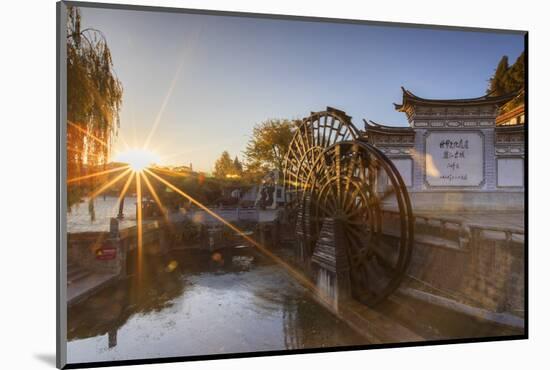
[{"x1": 283, "y1": 108, "x2": 360, "y2": 257}]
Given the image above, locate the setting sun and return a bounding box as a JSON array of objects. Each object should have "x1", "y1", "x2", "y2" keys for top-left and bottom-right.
[{"x1": 114, "y1": 149, "x2": 160, "y2": 172}]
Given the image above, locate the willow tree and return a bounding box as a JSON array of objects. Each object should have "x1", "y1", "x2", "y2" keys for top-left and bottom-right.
[{"x1": 66, "y1": 6, "x2": 123, "y2": 213}]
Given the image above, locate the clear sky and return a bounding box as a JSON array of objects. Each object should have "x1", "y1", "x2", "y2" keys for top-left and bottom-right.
[{"x1": 78, "y1": 6, "x2": 524, "y2": 173}]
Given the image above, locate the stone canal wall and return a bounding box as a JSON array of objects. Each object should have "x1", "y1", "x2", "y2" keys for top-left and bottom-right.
[
  {"x1": 381, "y1": 211, "x2": 525, "y2": 322},
  {"x1": 68, "y1": 231, "x2": 124, "y2": 276},
  {"x1": 67, "y1": 220, "x2": 163, "y2": 281},
  {"x1": 67, "y1": 216, "x2": 270, "y2": 282}
]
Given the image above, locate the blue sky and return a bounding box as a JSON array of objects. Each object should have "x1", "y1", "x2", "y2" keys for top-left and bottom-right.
[{"x1": 78, "y1": 6, "x2": 524, "y2": 172}]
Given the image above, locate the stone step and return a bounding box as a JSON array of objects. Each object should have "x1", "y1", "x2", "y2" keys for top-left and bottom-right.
[
  {"x1": 412, "y1": 233, "x2": 461, "y2": 250},
  {"x1": 397, "y1": 287, "x2": 525, "y2": 330},
  {"x1": 383, "y1": 213, "x2": 463, "y2": 242},
  {"x1": 67, "y1": 267, "x2": 92, "y2": 284},
  {"x1": 336, "y1": 298, "x2": 425, "y2": 344},
  {"x1": 382, "y1": 227, "x2": 461, "y2": 250}
]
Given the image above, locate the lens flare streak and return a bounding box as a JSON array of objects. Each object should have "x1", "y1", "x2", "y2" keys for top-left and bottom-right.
[
  {"x1": 141, "y1": 171, "x2": 174, "y2": 230},
  {"x1": 110, "y1": 171, "x2": 135, "y2": 215},
  {"x1": 89, "y1": 168, "x2": 132, "y2": 199},
  {"x1": 67, "y1": 165, "x2": 129, "y2": 184},
  {"x1": 68, "y1": 120, "x2": 109, "y2": 148}
]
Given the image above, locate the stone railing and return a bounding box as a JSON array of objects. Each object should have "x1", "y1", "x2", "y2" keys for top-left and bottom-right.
[{"x1": 381, "y1": 209, "x2": 524, "y2": 249}]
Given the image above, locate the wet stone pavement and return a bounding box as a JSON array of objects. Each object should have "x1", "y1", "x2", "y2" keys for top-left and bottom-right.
[{"x1": 67, "y1": 246, "x2": 369, "y2": 364}]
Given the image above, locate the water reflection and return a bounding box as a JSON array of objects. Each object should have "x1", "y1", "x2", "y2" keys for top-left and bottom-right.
[{"x1": 67, "y1": 246, "x2": 368, "y2": 364}]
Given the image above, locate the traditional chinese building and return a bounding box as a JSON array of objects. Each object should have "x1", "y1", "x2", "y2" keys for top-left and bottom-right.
[
  {"x1": 496, "y1": 104, "x2": 525, "y2": 126},
  {"x1": 363, "y1": 87, "x2": 525, "y2": 210}
]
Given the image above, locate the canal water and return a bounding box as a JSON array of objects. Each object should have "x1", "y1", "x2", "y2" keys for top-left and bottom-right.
[{"x1": 67, "y1": 246, "x2": 369, "y2": 364}]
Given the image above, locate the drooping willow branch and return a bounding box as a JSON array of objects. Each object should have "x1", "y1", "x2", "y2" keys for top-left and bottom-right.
[{"x1": 66, "y1": 5, "x2": 123, "y2": 212}]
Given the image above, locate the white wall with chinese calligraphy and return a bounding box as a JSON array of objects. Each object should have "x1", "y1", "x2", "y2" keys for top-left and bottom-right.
[{"x1": 424, "y1": 131, "x2": 484, "y2": 187}]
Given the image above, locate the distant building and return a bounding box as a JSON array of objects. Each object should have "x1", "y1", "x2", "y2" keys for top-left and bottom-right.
[
  {"x1": 237, "y1": 170, "x2": 285, "y2": 209},
  {"x1": 169, "y1": 164, "x2": 194, "y2": 174},
  {"x1": 362, "y1": 87, "x2": 524, "y2": 211},
  {"x1": 496, "y1": 104, "x2": 525, "y2": 126},
  {"x1": 496, "y1": 90, "x2": 525, "y2": 126}
]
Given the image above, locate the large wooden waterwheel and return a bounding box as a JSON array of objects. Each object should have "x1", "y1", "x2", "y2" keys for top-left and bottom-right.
[{"x1": 283, "y1": 108, "x2": 414, "y2": 307}]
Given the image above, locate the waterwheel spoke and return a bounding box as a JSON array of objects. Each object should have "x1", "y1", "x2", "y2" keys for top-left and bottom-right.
[
  {"x1": 344, "y1": 187, "x2": 362, "y2": 214},
  {"x1": 320, "y1": 186, "x2": 338, "y2": 214},
  {"x1": 347, "y1": 201, "x2": 369, "y2": 218},
  {"x1": 320, "y1": 115, "x2": 328, "y2": 147},
  {"x1": 334, "y1": 145, "x2": 342, "y2": 204},
  {"x1": 366, "y1": 240, "x2": 397, "y2": 273},
  {"x1": 295, "y1": 129, "x2": 308, "y2": 158},
  {"x1": 342, "y1": 149, "x2": 358, "y2": 207},
  {"x1": 325, "y1": 116, "x2": 337, "y2": 146}
]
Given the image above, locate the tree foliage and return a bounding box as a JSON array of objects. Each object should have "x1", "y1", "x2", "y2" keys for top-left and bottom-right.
[
  {"x1": 66, "y1": 6, "x2": 123, "y2": 209},
  {"x1": 487, "y1": 56, "x2": 509, "y2": 96},
  {"x1": 213, "y1": 151, "x2": 243, "y2": 178},
  {"x1": 144, "y1": 170, "x2": 246, "y2": 208},
  {"x1": 233, "y1": 156, "x2": 243, "y2": 174},
  {"x1": 487, "y1": 52, "x2": 525, "y2": 97},
  {"x1": 243, "y1": 119, "x2": 296, "y2": 175}
]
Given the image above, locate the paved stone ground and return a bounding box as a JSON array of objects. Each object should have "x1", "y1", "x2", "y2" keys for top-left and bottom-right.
[{"x1": 67, "y1": 272, "x2": 118, "y2": 306}]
